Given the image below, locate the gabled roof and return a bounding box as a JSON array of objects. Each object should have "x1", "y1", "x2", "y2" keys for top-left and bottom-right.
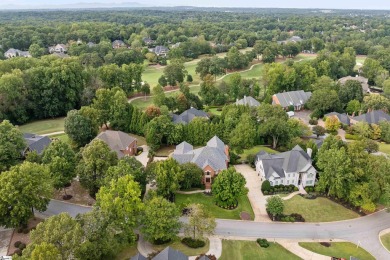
[
  {"x1": 273, "y1": 90, "x2": 312, "y2": 108},
  {"x1": 153, "y1": 45, "x2": 169, "y2": 55},
  {"x1": 95, "y1": 130, "x2": 136, "y2": 158},
  {"x1": 353, "y1": 110, "x2": 390, "y2": 124},
  {"x1": 172, "y1": 108, "x2": 209, "y2": 125},
  {"x1": 23, "y1": 133, "x2": 52, "y2": 155},
  {"x1": 153, "y1": 247, "x2": 188, "y2": 260},
  {"x1": 112, "y1": 40, "x2": 126, "y2": 47},
  {"x1": 256, "y1": 145, "x2": 313, "y2": 179},
  {"x1": 172, "y1": 136, "x2": 228, "y2": 172},
  {"x1": 130, "y1": 253, "x2": 147, "y2": 260},
  {"x1": 236, "y1": 96, "x2": 260, "y2": 107},
  {"x1": 325, "y1": 112, "x2": 350, "y2": 125}
]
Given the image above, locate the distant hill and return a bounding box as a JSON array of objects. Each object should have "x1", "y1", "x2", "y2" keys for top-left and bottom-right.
[{"x1": 0, "y1": 2, "x2": 146, "y2": 10}]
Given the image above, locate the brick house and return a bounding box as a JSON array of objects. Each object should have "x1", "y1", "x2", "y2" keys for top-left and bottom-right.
[
  {"x1": 95, "y1": 130, "x2": 137, "y2": 158},
  {"x1": 272, "y1": 90, "x2": 312, "y2": 111}
]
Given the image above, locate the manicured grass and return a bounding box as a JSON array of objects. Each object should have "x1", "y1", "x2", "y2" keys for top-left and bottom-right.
[
  {"x1": 18, "y1": 117, "x2": 65, "y2": 135},
  {"x1": 155, "y1": 145, "x2": 176, "y2": 157},
  {"x1": 51, "y1": 133, "x2": 70, "y2": 143},
  {"x1": 208, "y1": 107, "x2": 224, "y2": 116},
  {"x1": 240, "y1": 145, "x2": 279, "y2": 161},
  {"x1": 378, "y1": 142, "x2": 390, "y2": 155},
  {"x1": 219, "y1": 240, "x2": 301, "y2": 260},
  {"x1": 175, "y1": 193, "x2": 254, "y2": 220},
  {"x1": 116, "y1": 244, "x2": 138, "y2": 260},
  {"x1": 151, "y1": 237, "x2": 209, "y2": 256},
  {"x1": 283, "y1": 196, "x2": 359, "y2": 222},
  {"x1": 380, "y1": 233, "x2": 390, "y2": 251},
  {"x1": 299, "y1": 242, "x2": 375, "y2": 260},
  {"x1": 129, "y1": 133, "x2": 147, "y2": 146}
]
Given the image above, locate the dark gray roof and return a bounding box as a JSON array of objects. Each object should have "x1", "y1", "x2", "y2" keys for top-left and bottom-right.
[
  {"x1": 112, "y1": 40, "x2": 126, "y2": 47},
  {"x1": 273, "y1": 91, "x2": 312, "y2": 108},
  {"x1": 23, "y1": 133, "x2": 52, "y2": 155},
  {"x1": 95, "y1": 130, "x2": 137, "y2": 158},
  {"x1": 172, "y1": 136, "x2": 228, "y2": 172},
  {"x1": 153, "y1": 46, "x2": 169, "y2": 55},
  {"x1": 153, "y1": 247, "x2": 188, "y2": 260},
  {"x1": 172, "y1": 108, "x2": 209, "y2": 125},
  {"x1": 353, "y1": 110, "x2": 390, "y2": 124},
  {"x1": 325, "y1": 112, "x2": 350, "y2": 125},
  {"x1": 130, "y1": 253, "x2": 147, "y2": 260},
  {"x1": 236, "y1": 96, "x2": 260, "y2": 107},
  {"x1": 256, "y1": 145, "x2": 312, "y2": 179}
]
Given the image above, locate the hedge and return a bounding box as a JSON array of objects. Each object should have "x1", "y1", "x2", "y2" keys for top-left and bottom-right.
[
  {"x1": 257, "y1": 238, "x2": 270, "y2": 248},
  {"x1": 181, "y1": 237, "x2": 206, "y2": 248}
]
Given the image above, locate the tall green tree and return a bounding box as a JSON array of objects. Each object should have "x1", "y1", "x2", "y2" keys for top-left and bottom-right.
[
  {"x1": 155, "y1": 158, "x2": 184, "y2": 201},
  {"x1": 0, "y1": 162, "x2": 53, "y2": 227},
  {"x1": 183, "y1": 204, "x2": 216, "y2": 241},
  {"x1": 229, "y1": 113, "x2": 256, "y2": 151},
  {"x1": 212, "y1": 167, "x2": 247, "y2": 208},
  {"x1": 266, "y1": 196, "x2": 284, "y2": 220},
  {"x1": 64, "y1": 109, "x2": 98, "y2": 147},
  {"x1": 0, "y1": 120, "x2": 25, "y2": 171},
  {"x1": 179, "y1": 163, "x2": 204, "y2": 190}
]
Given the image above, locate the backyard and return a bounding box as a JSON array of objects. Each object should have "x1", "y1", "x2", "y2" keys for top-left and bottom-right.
[
  {"x1": 239, "y1": 145, "x2": 279, "y2": 161},
  {"x1": 175, "y1": 193, "x2": 254, "y2": 220},
  {"x1": 219, "y1": 240, "x2": 300, "y2": 260},
  {"x1": 283, "y1": 195, "x2": 359, "y2": 222},
  {"x1": 299, "y1": 242, "x2": 374, "y2": 260},
  {"x1": 18, "y1": 117, "x2": 65, "y2": 135},
  {"x1": 378, "y1": 142, "x2": 390, "y2": 155}
]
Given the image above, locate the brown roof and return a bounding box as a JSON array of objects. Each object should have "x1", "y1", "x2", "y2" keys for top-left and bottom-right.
[{"x1": 95, "y1": 130, "x2": 136, "y2": 158}]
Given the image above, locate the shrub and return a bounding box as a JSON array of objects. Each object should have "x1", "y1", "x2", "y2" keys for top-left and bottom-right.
[
  {"x1": 294, "y1": 187, "x2": 299, "y2": 191},
  {"x1": 257, "y1": 238, "x2": 270, "y2": 248},
  {"x1": 137, "y1": 147, "x2": 144, "y2": 153},
  {"x1": 14, "y1": 241, "x2": 21, "y2": 248},
  {"x1": 247, "y1": 154, "x2": 256, "y2": 167},
  {"x1": 216, "y1": 108, "x2": 222, "y2": 111},
  {"x1": 310, "y1": 109, "x2": 322, "y2": 119},
  {"x1": 261, "y1": 180, "x2": 271, "y2": 192},
  {"x1": 263, "y1": 190, "x2": 269, "y2": 195},
  {"x1": 290, "y1": 213, "x2": 305, "y2": 222},
  {"x1": 22, "y1": 228, "x2": 29, "y2": 234},
  {"x1": 18, "y1": 243, "x2": 26, "y2": 250},
  {"x1": 309, "y1": 118, "x2": 318, "y2": 125},
  {"x1": 345, "y1": 134, "x2": 359, "y2": 140},
  {"x1": 181, "y1": 237, "x2": 206, "y2": 248},
  {"x1": 320, "y1": 242, "x2": 331, "y2": 247},
  {"x1": 13, "y1": 249, "x2": 22, "y2": 256}
]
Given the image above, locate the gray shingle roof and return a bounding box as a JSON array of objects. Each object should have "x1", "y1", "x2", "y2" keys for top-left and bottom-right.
[
  {"x1": 236, "y1": 96, "x2": 260, "y2": 107},
  {"x1": 95, "y1": 130, "x2": 136, "y2": 158},
  {"x1": 172, "y1": 108, "x2": 209, "y2": 125},
  {"x1": 172, "y1": 136, "x2": 227, "y2": 172},
  {"x1": 130, "y1": 253, "x2": 147, "y2": 260},
  {"x1": 338, "y1": 76, "x2": 369, "y2": 93},
  {"x1": 325, "y1": 112, "x2": 350, "y2": 125},
  {"x1": 273, "y1": 91, "x2": 312, "y2": 108},
  {"x1": 153, "y1": 45, "x2": 169, "y2": 55},
  {"x1": 23, "y1": 133, "x2": 52, "y2": 155},
  {"x1": 353, "y1": 110, "x2": 390, "y2": 124},
  {"x1": 256, "y1": 145, "x2": 312, "y2": 179},
  {"x1": 152, "y1": 247, "x2": 188, "y2": 260}
]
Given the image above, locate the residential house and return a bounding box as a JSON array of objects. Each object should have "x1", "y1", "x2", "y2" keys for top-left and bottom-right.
[
  {"x1": 277, "y1": 36, "x2": 303, "y2": 44},
  {"x1": 338, "y1": 76, "x2": 369, "y2": 93},
  {"x1": 22, "y1": 133, "x2": 52, "y2": 157},
  {"x1": 172, "y1": 108, "x2": 209, "y2": 125},
  {"x1": 151, "y1": 45, "x2": 169, "y2": 56},
  {"x1": 142, "y1": 37, "x2": 155, "y2": 46},
  {"x1": 236, "y1": 96, "x2": 260, "y2": 107},
  {"x1": 272, "y1": 90, "x2": 312, "y2": 111},
  {"x1": 172, "y1": 136, "x2": 229, "y2": 189},
  {"x1": 49, "y1": 44, "x2": 68, "y2": 54},
  {"x1": 255, "y1": 145, "x2": 316, "y2": 187},
  {"x1": 324, "y1": 112, "x2": 351, "y2": 126},
  {"x1": 95, "y1": 130, "x2": 137, "y2": 158},
  {"x1": 112, "y1": 40, "x2": 127, "y2": 49},
  {"x1": 4, "y1": 48, "x2": 31, "y2": 58},
  {"x1": 350, "y1": 110, "x2": 390, "y2": 125},
  {"x1": 131, "y1": 247, "x2": 194, "y2": 260}
]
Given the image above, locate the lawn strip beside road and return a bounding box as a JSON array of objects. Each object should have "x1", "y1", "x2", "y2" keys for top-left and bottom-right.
[{"x1": 299, "y1": 242, "x2": 375, "y2": 260}]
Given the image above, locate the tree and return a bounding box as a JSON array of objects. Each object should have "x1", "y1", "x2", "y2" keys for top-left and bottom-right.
[
  {"x1": 30, "y1": 242, "x2": 62, "y2": 260},
  {"x1": 362, "y1": 95, "x2": 390, "y2": 112},
  {"x1": 380, "y1": 121, "x2": 390, "y2": 143},
  {"x1": 307, "y1": 89, "x2": 341, "y2": 117},
  {"x1": 155, "y1": 158, "x2": 184, "y2": 201},
  {"x1": 152, "y1": 85, "x2": 166, "y2": 107},
  {"x1": 324, "y1": 116, "x2": 341, "y2": 132},
  {"x1": 183, "y1": 204, "x2": 216, "y2": 241},
  {"x1": 212, "y1": 167, "x2": 247, "y2": 208},
  {"x1": 158, "y1": 75, "x2": 168, "y2": 87},
  {"x1": 20, "y1": 213, "x2": 83, "y2": 260},
  {"x1": 266, "y1": 196, "x2": 284, "y2": 220},
  {"x1": 179, "y1": 163, "x2": 203, "y2": 190},
  {"x1": 338, "y1": 80, "x2": 364, "y2": 105},
  {"x1": 144, "y1": 115, "x2": 174, "y2": 151},
  {"x1": 42, "y1": 140, "x2": 76, "y2": 192},
  {"x1": 141, "y1": 82, "x2": 150, "y2": 100},
  {"x1": 346, "y1": 100, "x2": 361, "y2": 115},
  {"x1": 383, "y1": 79, "x2": 390, "y2": 97},
  {"x1": 362, "y1": 58, "x2": 383, "y2": 84},
  {"x1": 353, "y1": 122, "x2": 372, "y2": 139},
  {"x1": 187, "y1": 74, "x2": 193, "y2": 82},
  {"x1": 312, "y1": 125, "x2": 326, "y2": 138},
  {"x1": 229, "y1": 113, "x2": 256, "y2": 151},
  {"x1": 91, "y1": 88, "x2": 115, "y2": 128},
  {"x1": 64, "y1": 109, "x2": 98, "y2": 147},
  {"x1": 141, "y1": 196, "x2": 181, "y2": 243},
  {"x1": 163, "y1": 59, "x2": 186, "y2": 86},
  {"x1": 77, "y1": 139, "x2": 118, "y2": 196},
  {"x1": 28, "y1": 43, "x2": 46, "y2": 58},
  {"x1": 0, "y1": 120, "x2": 25, "y2": 171},
  {"x1": 0, "y1": 162, "x2": 53, "y2": 227}
]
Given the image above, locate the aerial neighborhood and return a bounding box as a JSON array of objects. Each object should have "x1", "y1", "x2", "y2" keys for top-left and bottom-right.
[{"x1": 1, "y1": 4, "x2": 390, "y2": 260}]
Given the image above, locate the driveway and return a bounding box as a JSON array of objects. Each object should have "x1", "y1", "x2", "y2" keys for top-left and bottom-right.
[
  {"x1": 234, "y1": 165, "x2": 270, "y2": 222},
  {"x1": 135, "y1": 145, "x2": 149, "y2": 167},
  {"x1": 292, "y1": 110, "x2": 312, "y2": 125},
  {"x1": 0, "y1": 228, "x2": 13, "y2": 256}
]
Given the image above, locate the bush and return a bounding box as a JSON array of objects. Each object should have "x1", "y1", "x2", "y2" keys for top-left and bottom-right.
[
  {"x1": 310, "y1": 109, "x2": 323, "y2": 119},
  {"x1": 247, "y1": 154, "x2": 256, "y2": 167},
  {"x1": 18, "y1": 243, "x2": 26, "y2": 250},
  {"x1": 294, "y1": 186, "x2": 299, "y2": 191},
  {"x1": 181, "y1": 237, "x2": 206, "y2": 248},
  {"x1": 13, "y1": 249, "x2": 22, "y2": 256},
  {"x1": 263, "y1": 190, "x2": 269, "y2": 195},
  {"x1": 137, "y1": 147, "x2": 144, "y2": 153},
  {"x1": 22, "y1": 228, "x2": 29, "y2": 234},
  {"x1": 290, "y1": 213, "x2": 305, "y2": 222},
  {"x1": 320, "y1": 242, "x2": 331, "y2": 247},
  {"x1": 261, "y1": 180, "x2": 271, "y2": 192},
  {"x1": 257, "y1": 238, "x2": 270, "y2": 248},
  {"x1": 345, "y1": 134, "x2": 359, "y2": 140},
  {"x1": 309, "y1": 118, "x2": 318, "y2": 125},
  {"x1": 14, "y1": 241, "x2": 21, "y2": 248}
]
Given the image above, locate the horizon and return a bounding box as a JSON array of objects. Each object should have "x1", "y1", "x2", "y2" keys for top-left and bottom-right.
[{"x1": 1, "y1": 0, "x2": 390, "y2": 10}]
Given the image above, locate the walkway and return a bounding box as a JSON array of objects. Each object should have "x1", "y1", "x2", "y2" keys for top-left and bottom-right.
[
  {"x1": 234, "y1": 165, "x2": 270, "y2": 222},
  {"x1": 41, "y1": 131, "x2": 65, "y2": 137},
  {"x1": 135, "y1": 145, "x2": 149, "y2": 167},
  {"x1": 277, "y1": 239, "x2": 334, "y2": 260},
  {"x1": 0, "y1": 228, "x2": 13, "y2": 256},
  {"x1": 282, "y1": 191, "x2": 300, "y2": 201},
  {"x1": 176, "y1": 190, "x2": 205, "y2": 194}
]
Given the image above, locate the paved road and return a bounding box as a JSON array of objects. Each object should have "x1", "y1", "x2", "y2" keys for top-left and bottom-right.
[{"x1": 43, "y1": 199, "x2": 390, "y2": 259}]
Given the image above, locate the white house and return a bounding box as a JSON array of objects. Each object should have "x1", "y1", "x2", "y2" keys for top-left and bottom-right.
[{"x1": 255, "y1": 145, "x2": 316, "y2": 187}]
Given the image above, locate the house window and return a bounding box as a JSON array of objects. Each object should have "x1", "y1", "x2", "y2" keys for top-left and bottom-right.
[
  {"x1": 205, "y1": 171, "x2": 211, "y2": 176},
  {"x1": 287, "y1": 180, "x2": 289, "y2": 184},
  {"x1": 306, "y1": 180, "x2": 313, "y2": 185},
  {"x1": 275, "y1": 180, "x2": 278, "y2": 185}
]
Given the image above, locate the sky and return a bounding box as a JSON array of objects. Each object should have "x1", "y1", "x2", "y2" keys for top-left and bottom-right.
[{"x1": 1, "y1": 0, "x2": 390, "y2": 10}]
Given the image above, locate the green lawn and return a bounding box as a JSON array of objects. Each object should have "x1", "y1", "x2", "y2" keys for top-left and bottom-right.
[
  {"x1": 378, "y1": 142, "x2": 390, "y2": 155},
  {"x1": 129, "y1": 133, "x2": 147, "y2": 146},
  {"x1": 116, "y1": 244, "x2": 138, "y2": 260},
  {"x1": 51, "y1": 133, "x2": 70, "y2": 143},
  {"x1": 155, "y1": 145, "x2": 176, "y2": 157},
  {"x1": 18, "y1": 117, "x2": 65, "y2": 135},
  {"x1": 240, "y1": 145, "x2": 278, "y2": 161},
  {"x1": 219, "y1": 240, "x2": 300, "y2": 260},
  {"x1": 175, "y1": 193, "x2": 254, "y2": 220},
  {"x1": 380, "y1": 233, "x2": 390, "y2": 251},
  {"x1": 299, "y1": 242, "x2": 374, "y2": 260},
  {"x1": 284, "y1": 196, "x2": 359, "y2": 222},
  {"x1": 208, "y1": 107, "x2": 224, "y2": 116},
  {"x1": 151, "y1": 237, "x2": 209, "y2": 256}
]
